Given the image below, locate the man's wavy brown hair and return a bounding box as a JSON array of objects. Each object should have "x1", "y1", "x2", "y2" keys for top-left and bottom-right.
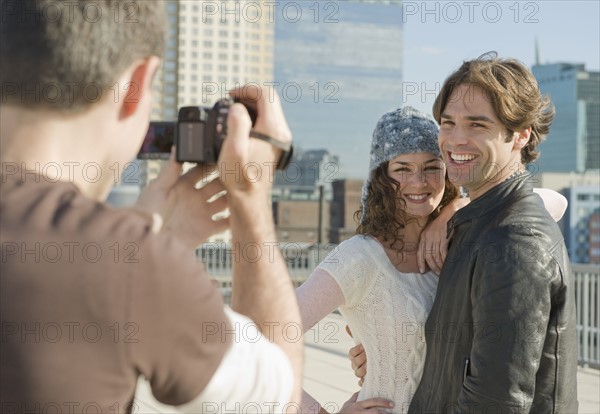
[
  {"x1": 354, "y1": 162, "x2": 459, "y2": 254},
  {"x1": 433, "y1": 52, "x2": 554, "y2": 164}
]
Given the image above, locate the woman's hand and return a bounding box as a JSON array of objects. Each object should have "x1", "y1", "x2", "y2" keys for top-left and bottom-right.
[
  {"x1": 349, "y1": 343, "x2": 367, "y2": 386},
  {"x1": 417, "y1": 197, "x2": 469, "y2": 274},
  {"x1": 338, "y1": 392, "x2": 394, "y2": 413}
]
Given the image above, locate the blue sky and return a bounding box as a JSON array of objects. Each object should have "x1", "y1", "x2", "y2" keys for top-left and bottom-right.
[
  {"x1": 275, "y1": 1, "x2": 600, "y2": 179},
  {"x1": 402, "y1": 0, "x2": 600, "y2": 113}
]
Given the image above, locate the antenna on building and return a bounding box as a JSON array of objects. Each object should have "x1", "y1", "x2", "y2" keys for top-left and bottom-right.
[{"x1": 535, "y1": 36, "x2": 541, "y2": 66}]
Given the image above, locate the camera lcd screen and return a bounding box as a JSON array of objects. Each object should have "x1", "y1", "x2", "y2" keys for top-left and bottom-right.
[{"x1": 137, "y1": 122, "x2": 175, "y2": 160}]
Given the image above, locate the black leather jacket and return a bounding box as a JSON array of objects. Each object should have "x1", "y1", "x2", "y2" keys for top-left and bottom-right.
[{"x1": 409, "y1": 173, "x2": 578, "y2": 413}]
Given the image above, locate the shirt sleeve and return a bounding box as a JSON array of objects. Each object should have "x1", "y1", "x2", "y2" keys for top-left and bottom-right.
[{"x1": 173, "y1": 308, "x2": 294, "y2": 414}]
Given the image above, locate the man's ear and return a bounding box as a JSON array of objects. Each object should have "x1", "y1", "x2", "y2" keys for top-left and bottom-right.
[
  {"x1": 119, "y1": 56, "x2": 161, "y2": 119},
  {"x1": 512, "y1": 126, "x2": 532, "y2": 151}
]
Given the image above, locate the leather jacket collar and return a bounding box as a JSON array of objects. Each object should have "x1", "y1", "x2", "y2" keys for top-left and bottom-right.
[{"x1": 448, "y1": 171, "x2": 533, "y2": 235}]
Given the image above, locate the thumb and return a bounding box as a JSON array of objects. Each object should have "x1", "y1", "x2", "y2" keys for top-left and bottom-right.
[{"x1": 219, "y1": 103, "x2": 252, "y2": 167}]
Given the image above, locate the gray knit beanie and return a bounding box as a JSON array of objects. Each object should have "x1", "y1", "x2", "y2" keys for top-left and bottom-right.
[{"x1": 360, "y1": 106, "x2": 441, "y2": 223}]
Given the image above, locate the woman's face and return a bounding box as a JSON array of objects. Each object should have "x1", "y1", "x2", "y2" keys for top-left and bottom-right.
[{"x1": 386, "y1": 152, "x2": 446, "y2": 218}]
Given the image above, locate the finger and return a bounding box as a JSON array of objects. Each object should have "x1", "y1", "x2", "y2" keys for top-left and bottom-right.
[
  {"x1": 352, "y1": 352, "x2": 367, "y2": 370},
  {"x1": 200, "y1": 176, "x2": 226, "y2": 198},
  {"x1": 433, "y1": 250, "x2": 444, "y2": 274},
  {"x1": 358, "y1": 398, "x2": 394, "y2": 410},
  {"x1": 426, "y1": 250, "x2": 441, "y2": 275},
  {"x1": 345, "y1": 324, "x2": 353, "y2": 338},
  {"x1": 218, "y1": 103, "x2": 252, "y2": 168},
  {"x1": 355, "y1": 364, "x2": 367, "y2": 379},
  {"x1": 348, "y1": 344, "x2": 364, "y2": 358},
  {"x1": 181, "y1": 164, "x2": 218, "y2": 188},
  {"x1": 417, "y1": 238, "x2": 426, "y2": 273},
  {"x1": 207, "y1": 197, "x2": 228, "y2": 216},
  {"x1": 154, "y1": 147, "x2": 183, "y2": 188},
  {"x1": 440, "y1": 239, "x2": 448, "y2": 262},
  {"x1": 228, "y1": 85, "x2": 261, "y2": 113}
]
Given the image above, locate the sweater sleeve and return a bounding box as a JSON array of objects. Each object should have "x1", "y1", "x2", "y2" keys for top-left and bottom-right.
[{"x1": 317, "y1": 236, "x2": 378, "y2": 308}]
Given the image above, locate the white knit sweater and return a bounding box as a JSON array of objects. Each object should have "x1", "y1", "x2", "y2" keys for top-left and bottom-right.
[{"x1": 297, "y1": 235, "x2": 438, "y2": 413}]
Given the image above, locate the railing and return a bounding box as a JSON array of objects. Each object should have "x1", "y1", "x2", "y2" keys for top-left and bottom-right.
[
  {"x1": 197, "y1": 243, "x2": 335, "y2": 303},
  {"x1": 573, "y1": 264, "x2": 600, "y2": 368},
  {"x1": 198, "y1": 243, "x2": 600, "y2": 368}
]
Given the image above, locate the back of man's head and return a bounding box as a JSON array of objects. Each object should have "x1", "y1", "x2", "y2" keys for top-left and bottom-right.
[
  {"x1": 432, "y1": 52, "x2": 554, "y2": 165},
  {"x1": 1, "y1": 0, "x2": 167, "y2": 112}
]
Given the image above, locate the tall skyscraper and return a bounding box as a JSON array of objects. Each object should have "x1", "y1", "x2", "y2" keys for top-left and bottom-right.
[
  {"x1": 275, "y1": 0, "x2": 404, "y2": 179},
  {"x1": 152, "y1": 0, "x2": 275, "y2": 121},
  {"x1": 532, "y1": 63, "x2": 600, "y2": 173}
]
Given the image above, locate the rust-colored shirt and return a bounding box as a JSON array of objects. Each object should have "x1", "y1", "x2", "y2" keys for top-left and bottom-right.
[{"x1": 1, "y1": 172, "x2": 229, "y2": 411}]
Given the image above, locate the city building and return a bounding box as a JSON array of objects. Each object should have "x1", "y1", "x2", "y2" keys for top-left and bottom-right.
[
  {"x1": 532, "y1": 63, "x2": 600, "y2": 173},
  {"x1": 329, "y1": 179, "x2": 363, "y2": 243},
  {"x1": 562, "y1": 185, "x2": 600, "y2": 264},
  {"x1": 272, "y1": 199, "x2": 330, "y2": 244},
  {"x1": 273, "y1": 148, "x2": 340, "y2": 201},
  {"x1": 274, "y1": 1, "x2": 404, "y2": 179},
  {"x1": 153, "y1": 0, "x2": 275, "y2": 121},
  {"x1": 589, "y1": 210, "x2": 600, "y2": 264},
  {"x1": 535, "y1": 172, "x2": 600, "y2": 263}
]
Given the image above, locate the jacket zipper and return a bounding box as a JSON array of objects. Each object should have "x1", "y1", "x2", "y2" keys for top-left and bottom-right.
[{"x1": 463, "y1": 357, "x2": 470, "y2": 383}]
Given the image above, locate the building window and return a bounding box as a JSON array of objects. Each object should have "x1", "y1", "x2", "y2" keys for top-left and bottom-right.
[
  {"x1": 204, "y1": 41, "x2": 213, "y2": 48},
  {"x1": 219, "y1": 41, "x2": 228, "y2": 48}
]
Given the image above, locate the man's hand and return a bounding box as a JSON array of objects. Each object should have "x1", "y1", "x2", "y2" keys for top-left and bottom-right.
[
  {"x1": 349, "y1": 344, "x2": 367, "y2": 386},
  {"x1": 218, "y1": 85, "x2": 292, "y2": 197},
  {"x1": 136, "y1": 149, "x2": 229, "y2": 249},
  {"x1": 337, "y1": 392, "x2": 394, "y2": 413}
]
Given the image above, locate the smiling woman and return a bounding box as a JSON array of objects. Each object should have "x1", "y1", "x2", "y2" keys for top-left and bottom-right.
[{"x1": 296, "y1": 106, "x2": 461, "y2": 413}]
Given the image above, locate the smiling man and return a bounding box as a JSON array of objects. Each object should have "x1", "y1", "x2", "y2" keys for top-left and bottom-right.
[{"x1": 409, "y1": 54, "x2": 578, "y2": 413}]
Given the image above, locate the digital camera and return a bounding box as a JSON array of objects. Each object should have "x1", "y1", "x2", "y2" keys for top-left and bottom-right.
[{"x1": 138, "y1": 98, "x2": 292, "y2": 169}]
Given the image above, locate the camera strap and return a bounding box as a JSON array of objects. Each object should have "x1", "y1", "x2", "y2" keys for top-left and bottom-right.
[{"x1": 249, "y1": 130, "x2": 294, "y2": 170}]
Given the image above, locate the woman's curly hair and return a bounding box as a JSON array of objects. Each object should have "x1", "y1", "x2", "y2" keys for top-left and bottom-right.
[{"x1": 354, "y1": 162, "x2": 459, "y2": 256}]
